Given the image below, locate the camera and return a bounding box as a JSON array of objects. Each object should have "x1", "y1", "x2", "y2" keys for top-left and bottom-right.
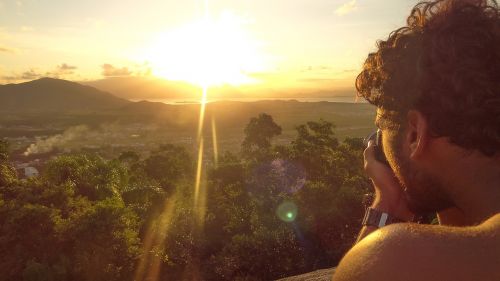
[{"x1": 364, "y1": 129, "x2": 390, "y2": 167}]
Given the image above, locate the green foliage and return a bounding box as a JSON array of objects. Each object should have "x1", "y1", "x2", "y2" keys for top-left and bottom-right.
[
  {"x1": 213, "y1": 226, "x2": 306, "y2": 280},
  {"x1": 143, "y1": 144, "x2": 192, "y2": 191},
  {"x1": 118, "y1": 150, "x2": 140, "y2": 164},
  {"x1": 290, "y1": 120, "x2": 340, "y2": 182},
  {"x1": 0, "y1": 140, "x2": 17, "y2": 186},
  {"x1": 0, "y1": 164, "x2": 17, "y2": 186},
  {"x1": 0, "y1": 139, "x2": 9, "y2": 162},
  {"x1": 44, "y1": 155, "x2": 126, "y2": 200},
  {"x1": 343, "y1": 137, "x2": 365, "y2": 151},
  {"x1": 68, "y1": 198, "x2": 140, "y2": 281},
  {"x1": 242, "y1": 113, "x2": 282, "y2": 161},
  {"x1": 0, "y1": 157, "x2": 140, "y2": 281},
  {"x1": 1, "y1": 115, "x2": 372, "y2": 280}
]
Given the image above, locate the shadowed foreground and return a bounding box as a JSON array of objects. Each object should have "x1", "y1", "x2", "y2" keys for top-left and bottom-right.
[{"x1": 278, "y1": 268, "x2": 335, "y2": 281}]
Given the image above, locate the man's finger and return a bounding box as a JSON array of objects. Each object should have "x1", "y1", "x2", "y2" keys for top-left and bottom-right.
[{"x1": 363, "y1": 140, "x2": 376, "y2": 163}]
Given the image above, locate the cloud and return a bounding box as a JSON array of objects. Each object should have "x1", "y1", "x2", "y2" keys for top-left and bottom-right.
[
  {"x1": 300, "y1": 78, "x2": 337, "y2": 83},
  {"x1": 1, "y1": 63, "x2": 78, "y2": 82},
  {"x1": 43, "y1": 63, "x2": 78, "y2": 78},
  {"x1": 101, "y1": 64, "x2": 132, "y2": 77},
  {"x1": 1, "y1": 69, "x2": 42, "y2": 82},
  {"x1": 301, "y1": 65, "x2": 333, "y2": 72},
  {"x1": 20, "y1": 69, "x2": 42, "y2": 80},
  {"x1": 132, "y1": 62, "x2": 153, "y2": 77},
  {"x1": 59, "y1": 63, "x2": 77, "y2": 70},
  {"x1": 335, "y1": 0, "x2": 358, "y2": 16},
  {"x1": 20, "y1": 26, "x2": 35, "y2": 32},
  {"x1": 55, "y1": 63, "x2": 77, "y2": 74},
  {"x1": 341, "y1": 69, "x2": 357, "y2": 73},
  {"x1": 0, "y1": 46, "x2": 15, "y2": 54}
]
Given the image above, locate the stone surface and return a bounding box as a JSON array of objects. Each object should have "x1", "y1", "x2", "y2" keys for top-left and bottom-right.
[{"x1": 276, "y1": 267, "x2": 336, "y2": 281}]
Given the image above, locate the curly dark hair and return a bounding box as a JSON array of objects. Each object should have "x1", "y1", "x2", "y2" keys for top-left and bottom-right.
[{"x1": 356, "y1": 0, "x2": 499, "y2": 156}]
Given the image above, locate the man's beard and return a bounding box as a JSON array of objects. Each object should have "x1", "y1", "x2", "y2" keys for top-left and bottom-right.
[{"x1": 389, "y1": 135, "x2": 454, "y2": 214}]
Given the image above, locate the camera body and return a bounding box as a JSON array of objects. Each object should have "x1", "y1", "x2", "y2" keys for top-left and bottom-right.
[{"x1": 364, "y1": 129, "x2": 390, "y2": 167}]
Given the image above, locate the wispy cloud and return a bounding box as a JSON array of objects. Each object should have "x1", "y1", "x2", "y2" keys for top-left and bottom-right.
[
  {"x1": 335, "y1": 0, "x2": 358, "y2": 16},
  {"x1": 0, "y1": 46, "x2": 15, "y2": 54},
  {"x1": 44, "y1": 63, "x2": 78, "y2": 78},
  {"x1": 101, "y1": 64, "x2": 132, "y2": 77},
  {"x1": 300, "y1": 65, "x2": 333, "y2": 73},
  {"x1": 1, "y1": 63, "x2": 79, "y2": 82},
  {"x1": 2, "y1": 69, "x2": 42, "y2": 82},
  {"x1": 20, "y1": 26, "x2": 35, "y2": 32},
  {"x1": 56, "y1": 63, "x2": 77, "y2": 73}
]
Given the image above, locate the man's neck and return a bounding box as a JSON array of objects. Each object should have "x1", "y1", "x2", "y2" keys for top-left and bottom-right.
[{"x1": 441, "y1": 154, "x2": 500, "y2": 226}]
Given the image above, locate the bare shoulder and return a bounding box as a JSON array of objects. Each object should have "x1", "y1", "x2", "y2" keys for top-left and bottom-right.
[{"x1": 333, "y1": 214, "x2": 500, "y2": 281}]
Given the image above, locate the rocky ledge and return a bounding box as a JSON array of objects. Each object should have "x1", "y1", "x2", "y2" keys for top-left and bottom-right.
[{"x1": 277, "y1": 267, "x2": 335, "y2": 281}]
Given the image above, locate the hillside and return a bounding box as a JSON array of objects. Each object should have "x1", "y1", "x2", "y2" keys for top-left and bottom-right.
[
  {"x1": 83, "y1": 76, "x2": 356, "y2": 100},
  {"x1": 0, "y1": 77, "x2": 130, "y2": 112},
  {"x1": 82, "y1": 76, "x2": 201, "y2": 99},
  {"x1": 116, "y1": 99, "x2": 376, "y2": 137}
]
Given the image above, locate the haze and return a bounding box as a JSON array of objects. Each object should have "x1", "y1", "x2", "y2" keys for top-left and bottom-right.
[{"x1": 0, "y1": 0, "x2": 415, "y2": 98}]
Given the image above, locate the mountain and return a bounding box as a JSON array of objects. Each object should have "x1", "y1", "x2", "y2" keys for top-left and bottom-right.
[
  {"x1": 0, "y1": 78, "x2": 130, "y2": 112},
  {"x1": 82, "y1": 76, "x2": 244, "y2": 100},
  {"x1": 84, "y1": 76, "x2": 359, "y2": 101}
]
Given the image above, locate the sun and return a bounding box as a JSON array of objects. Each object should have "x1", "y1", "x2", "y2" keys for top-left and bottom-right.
[{"x1": 140, "y1": 13, "x2": 268, "y2": 87}]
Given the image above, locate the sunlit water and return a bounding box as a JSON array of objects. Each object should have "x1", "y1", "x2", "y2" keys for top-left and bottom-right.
[{"x1": 130, "y1": 96, "x2": 367, "y2": 104}]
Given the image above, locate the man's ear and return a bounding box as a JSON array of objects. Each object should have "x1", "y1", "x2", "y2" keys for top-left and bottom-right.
[{"x1": 406, "y1": 110, "x2": 429, "y2": 159}]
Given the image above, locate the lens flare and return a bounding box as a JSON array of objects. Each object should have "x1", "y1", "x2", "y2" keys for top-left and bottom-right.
[
  {"x1": 211, "y1": 116, "x2": 218, "y2": 167},
  {"x1": 271, "y1": 159, "x2": 306, "y2": 194},
  {"x1": 194, "y1": 84, "x2": 208, "y2": 216},
  {"x1": 197, "y1": 86, "x2": 208, "y2": 139},
  {"x1": 194, "y1": 137, "x2": 204, "y2": 207},
  {"x1": 276, "y1": 201, "x2": 298, "y2": 222},
  {"x1": 134, "y1": 193, "x2": 178, "y2": 281}
]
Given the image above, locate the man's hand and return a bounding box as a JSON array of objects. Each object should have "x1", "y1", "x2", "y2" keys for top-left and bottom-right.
[{"x1": 363, "y1": 140, "x2": 414, "y2": 221}]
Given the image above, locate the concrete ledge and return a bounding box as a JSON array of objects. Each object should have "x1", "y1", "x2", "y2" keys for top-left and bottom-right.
[{"x1": 276, "y1": 267, "x2": 335, "y2": 281}]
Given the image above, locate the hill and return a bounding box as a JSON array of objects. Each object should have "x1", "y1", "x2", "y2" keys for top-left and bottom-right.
[
  {"x1": 83, "y1": 76, "x2": 356, "y2": 101},
  {"x1": 0, "y1": 77, "x2": 130, "y2": 112},
  {"x1": 83, "y1": 76, "x2": 249, "y2": 100},
  {"x1": 114, "y1": 99, "x2": 376, "y2": 146},
  {"x1": 117, "y1": 99, "x2": 375, "y2": 129}
]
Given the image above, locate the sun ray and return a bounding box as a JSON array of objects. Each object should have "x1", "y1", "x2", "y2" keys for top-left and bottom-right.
[
  {"x1": 197, "y1": 86, "x2": 208, "y2": 139},
  {"x1": 194, "y1": 137, "x2": 204, "y2": 207},
  {"x1": 134, "y1": 192, "x2": 178, "y2": 281},
  {"x1": 211, "y1": 116, "x2": 219, "y2": 167}
]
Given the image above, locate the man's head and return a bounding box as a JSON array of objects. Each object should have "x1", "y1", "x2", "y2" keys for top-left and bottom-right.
[{"x1": 357, "y1": 0, "x2": 499, "y2": 213}]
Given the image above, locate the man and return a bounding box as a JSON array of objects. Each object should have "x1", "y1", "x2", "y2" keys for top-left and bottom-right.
[{"x1": 333, "y1": 0, "x2": 499, "y2": 280}]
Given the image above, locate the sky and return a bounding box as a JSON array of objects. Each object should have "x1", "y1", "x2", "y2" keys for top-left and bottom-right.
[{"x1": 0, "y1": 0, "x2": 416, "y2": 93}]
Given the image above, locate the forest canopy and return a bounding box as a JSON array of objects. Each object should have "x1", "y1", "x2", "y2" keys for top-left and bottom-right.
[{"x1": 0, "y1": 113, "x2": 370, "y2": 281}]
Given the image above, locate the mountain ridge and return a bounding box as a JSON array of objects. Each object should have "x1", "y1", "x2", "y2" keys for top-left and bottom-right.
[{"x1": 0, "y1": 77, "x2": 130, "y2": 112}]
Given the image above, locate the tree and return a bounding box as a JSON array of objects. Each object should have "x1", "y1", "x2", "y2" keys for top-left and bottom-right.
[
  {"x1": 1, "y1": 114, "x2": 373, "y2": 281},
  {"x1": 68, "y1": 198, "x2": 140, "y2": 281},
  {"x1": 241, "y1": 113, "x2": 282, "y2": 161},
  {"x1": 0, "y1": 140, "x2": 17, "y2": 186},
  {"x1": 44, "y1": 155, "x2": 126, "y2": 201},
  {"x1": 118, "y1": 151, "x2": 140, "y2": 166},
  {"x1": 143, "y1": 144, "x2": 192, "y2": 192},
  {"x1": 0, "y1": 139, "x2": 9, "y2": 162},
  {"x1": 291, "y1": 120, "x2": 340, "y2": 183},
  {"x1": 0, "y1": 159, "x2": 140, "y2": 281}
]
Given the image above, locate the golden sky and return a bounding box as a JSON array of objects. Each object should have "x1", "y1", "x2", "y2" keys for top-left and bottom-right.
[{"x1": 0, "y1": 0, "x2": 415, "y2": 92}]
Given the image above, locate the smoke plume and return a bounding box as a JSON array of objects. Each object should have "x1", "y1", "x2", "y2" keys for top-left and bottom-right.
[{"x1": 23, "y1": 125, "x2": 89, "y2": 156}]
